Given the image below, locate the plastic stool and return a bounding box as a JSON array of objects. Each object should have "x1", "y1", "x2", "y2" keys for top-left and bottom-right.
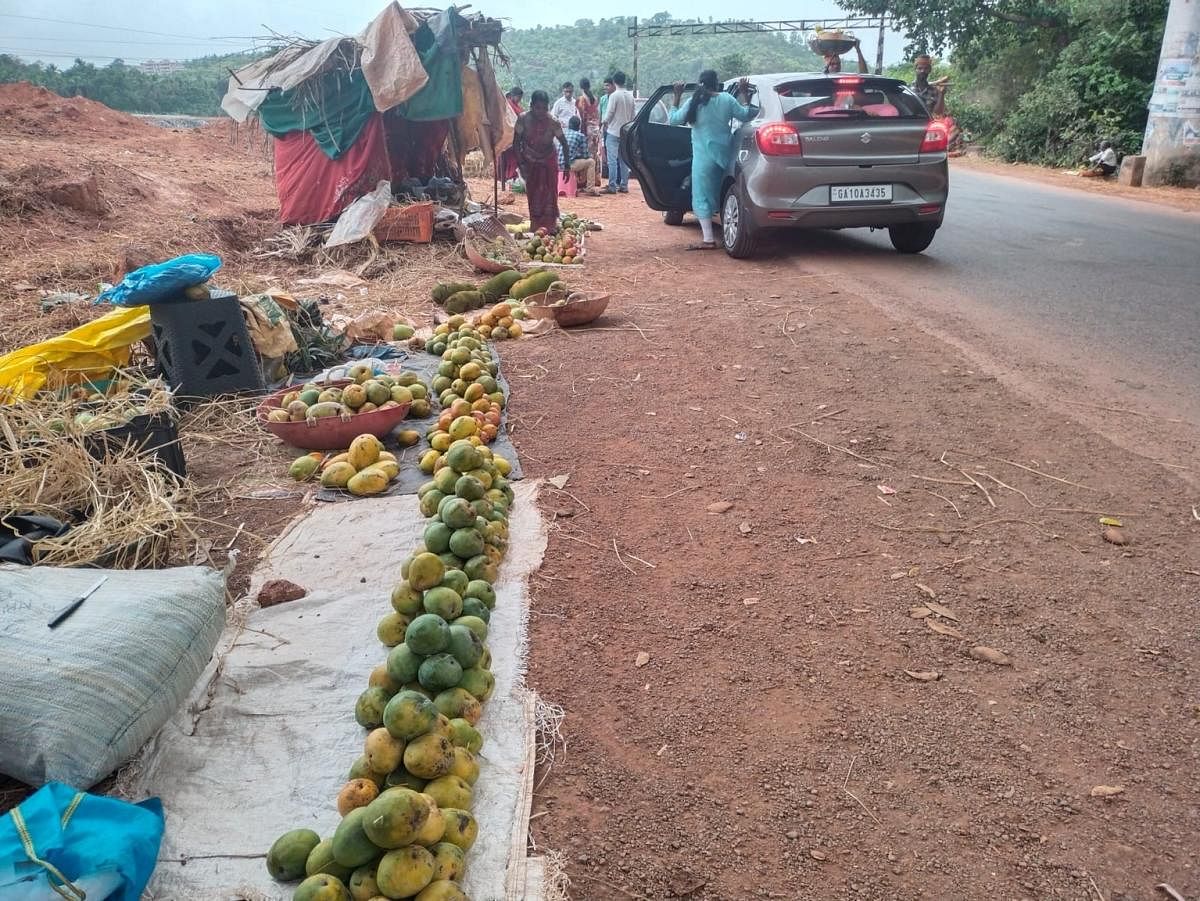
[
  {"x1": 557, "y1": 170, "x2": 578, "y2": 198},
  {"x1": 150, "y1": 290, "x2": 264, "y2": 399}
]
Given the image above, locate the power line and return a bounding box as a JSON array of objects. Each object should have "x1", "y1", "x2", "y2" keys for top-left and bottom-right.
[
  {"x1": 4, "y1": 36, "x2": 260, "y2": 47},
  {"x1": 0, "y1": 13, "x2": 245, "y2": 44},
  {"x1": 0, "y1": 47, "x2": 254, "y2": 64}
]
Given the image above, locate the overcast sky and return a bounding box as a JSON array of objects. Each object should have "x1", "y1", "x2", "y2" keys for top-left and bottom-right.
[{"x1": 1, "y1": 1, "x2": 908, "y2": 66}]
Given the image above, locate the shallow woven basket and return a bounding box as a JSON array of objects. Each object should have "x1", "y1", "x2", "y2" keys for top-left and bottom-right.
[{"x1": 525, "y1": 291, "x2": 610, "y2": 328}]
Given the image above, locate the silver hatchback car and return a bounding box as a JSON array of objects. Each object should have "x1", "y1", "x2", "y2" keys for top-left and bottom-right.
[{"x1": 621, "y1": 72, "x2": 950, "y2": 258}]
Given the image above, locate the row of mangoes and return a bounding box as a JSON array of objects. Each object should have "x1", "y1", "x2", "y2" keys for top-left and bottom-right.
[{"x1": 266, "y1": 343, "x2": 519, "y2": 901}]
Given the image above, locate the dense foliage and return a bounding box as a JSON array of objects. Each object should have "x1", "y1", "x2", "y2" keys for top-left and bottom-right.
[
  {"x1": 844, "y1": 0, "x2": 1168, "y2": 165},
  {"x1": 501, "y1": 15, "x2": 822, "y2": 94}
]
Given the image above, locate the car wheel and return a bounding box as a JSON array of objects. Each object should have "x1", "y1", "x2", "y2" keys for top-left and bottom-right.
[
  {"x1": 888, "y1": 223, "x2": 938, "y2": 254},
  {"x1": 663, "y1": 209, "x2": 685, "y2": 226},
  {"x1": 721, "y1": 183, "x2": 757, "y2": 259}
]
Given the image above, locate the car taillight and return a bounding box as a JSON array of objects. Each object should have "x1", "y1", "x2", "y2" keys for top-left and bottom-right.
[
  {"x1": 756, "y1": 123, "x2": 802, "y2": 156},
  {"x1": 919, "y1": 121, "x2": 948, "y2": 153}
]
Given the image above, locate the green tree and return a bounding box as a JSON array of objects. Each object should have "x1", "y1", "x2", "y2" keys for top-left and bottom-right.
[
  {"x1": 842, "y1": 0, "x2": 1167, "y2": 162},
  {"x1": 715, "y1": 53, "x2": 751, "y2": 78}
]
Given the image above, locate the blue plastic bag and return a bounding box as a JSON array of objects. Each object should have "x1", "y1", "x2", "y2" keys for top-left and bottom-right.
[
  {"x1": 96, "y1": 253, "x2": 222, "y2": 307},
  {"x1": 0, "y1": 782, "x2": 164, "y2": 900}
]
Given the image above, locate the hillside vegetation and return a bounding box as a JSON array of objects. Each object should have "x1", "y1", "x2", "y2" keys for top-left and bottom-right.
[
  {"x1": 0, "y1": 14, "x2": 823, "y2": 117},
  {"x1": 0, "y1": 52, "x2": 261, "y2": 117},
  {"x1": 502, "y1": 15, "x2": 824, "y2": 94}
]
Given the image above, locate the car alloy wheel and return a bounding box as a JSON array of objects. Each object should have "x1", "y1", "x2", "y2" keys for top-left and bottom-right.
[
  {"x1": 722, "y1": 192, "x2": 740, "y2": 247},
  {"x1": 721, "y1": 182, "x2": 757, "y2": 258}
]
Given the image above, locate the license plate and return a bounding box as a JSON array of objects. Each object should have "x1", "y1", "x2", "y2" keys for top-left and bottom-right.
[{"x1": 830, "y1": 184, "x2": 893, "y2": 204}]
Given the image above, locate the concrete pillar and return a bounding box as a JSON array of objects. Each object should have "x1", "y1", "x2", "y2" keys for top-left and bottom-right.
[
  {"x1": 1142, "y1": 0, "x2": 1200, "y2": 186},
  {"x1": 1119, "y1": 154, "x2": 1146, "y2": 186}
]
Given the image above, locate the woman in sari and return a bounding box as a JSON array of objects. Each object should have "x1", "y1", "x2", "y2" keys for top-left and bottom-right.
[
  {"x1": 669, "y1": 70, "x2": 756, "y2": 250},
  {"x1": 498, "y1": 87, "x2": 524, "y2": 189},
  {"x1": 513, "y1": 90, "x2": 571, "y2": 233}
]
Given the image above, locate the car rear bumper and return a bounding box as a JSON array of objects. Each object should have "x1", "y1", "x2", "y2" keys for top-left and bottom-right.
[{"x1": 741, "y1": 158, "x2": 948, "y2": 230}]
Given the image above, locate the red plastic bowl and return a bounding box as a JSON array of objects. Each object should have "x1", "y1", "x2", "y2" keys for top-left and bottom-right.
[{"x1": 256, "y1": 379, "x2": 412, "y2": 450}]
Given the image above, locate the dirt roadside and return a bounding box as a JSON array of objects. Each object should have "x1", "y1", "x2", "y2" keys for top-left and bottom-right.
[
  {"x1": 2, "y1": 83, "x2": 1197, "y2": 898},
  {"x1": 952, "y1": 154, "x2": 1200, "y2": 214},
  {"x1": 511, "y1": 190, "x2": 1199, "y2": 900}
]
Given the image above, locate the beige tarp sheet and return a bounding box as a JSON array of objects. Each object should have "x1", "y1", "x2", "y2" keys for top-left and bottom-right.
[
  {"x1": 123, "y1": 482, "x2": 547, "y2": 901},
  {"x1": 358, "y1": 2, "x2": 427, "y2": 112},
  {"x1": 221, "y1": 3, "x2": 426, "y2": 123}
]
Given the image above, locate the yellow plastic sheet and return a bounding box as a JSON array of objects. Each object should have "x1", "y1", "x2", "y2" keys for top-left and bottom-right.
[{"x1": 0, "y1": 306, "x2": 151, "y2": 402}]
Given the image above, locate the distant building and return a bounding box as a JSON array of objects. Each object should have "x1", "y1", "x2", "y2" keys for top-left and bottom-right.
[{"x1": 139, "y1": 59, "x2": 184, "y2": 76}]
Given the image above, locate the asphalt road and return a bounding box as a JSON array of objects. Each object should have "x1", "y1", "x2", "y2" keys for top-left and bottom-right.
[{"x1": 773, "y1": 166, "x2": 1200, "y2": 429}]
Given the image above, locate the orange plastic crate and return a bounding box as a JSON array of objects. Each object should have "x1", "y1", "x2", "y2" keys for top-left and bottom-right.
[{"x1": 374, "y1": 201, "x2": 434, "y2": 243}]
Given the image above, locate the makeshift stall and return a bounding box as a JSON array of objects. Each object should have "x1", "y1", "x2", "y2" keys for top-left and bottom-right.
[{"x1": 221, "y1": 4, "x2": 515, "y2": 228}]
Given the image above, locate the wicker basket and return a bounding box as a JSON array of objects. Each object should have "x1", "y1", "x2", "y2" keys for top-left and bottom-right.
[{"x1": 525, "y1": 291, "x2": 610, "y2": 328}]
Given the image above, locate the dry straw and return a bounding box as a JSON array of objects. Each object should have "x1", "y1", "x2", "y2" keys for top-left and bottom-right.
[{"x1": 0, "y1": 392, "x2": 200, "y2": 568}]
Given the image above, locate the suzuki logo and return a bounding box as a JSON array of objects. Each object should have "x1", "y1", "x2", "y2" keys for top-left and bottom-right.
[{"x1": 860, "y1": 132, "x2": 872, "y2": 144}]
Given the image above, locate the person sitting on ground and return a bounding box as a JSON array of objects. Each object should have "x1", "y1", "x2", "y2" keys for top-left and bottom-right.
[
  {"x1": 1082, "y1": 140, "x2": 1118, "y2": 177},
  {"x1": 669, "y1": 69, "x2": 756, "y2": 250},
  {"x1": 823, "y1": 37, "x2": 869, "y2": 75},
  {"x1": 559, "y1": 115, "x2": 599, "y2": 195}
]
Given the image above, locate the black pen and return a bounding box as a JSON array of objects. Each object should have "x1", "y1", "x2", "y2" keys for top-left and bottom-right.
[{"x1": 47, "y1": 575, "x2": 108, "y2": 630}]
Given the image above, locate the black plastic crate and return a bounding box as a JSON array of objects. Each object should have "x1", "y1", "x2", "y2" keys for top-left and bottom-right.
[
  {"x1": 83, "y1": 409, "x2": 186, "y2": 478},
  {"x1": 150, "y1": 290, "x2": 265, "y2": 399}
]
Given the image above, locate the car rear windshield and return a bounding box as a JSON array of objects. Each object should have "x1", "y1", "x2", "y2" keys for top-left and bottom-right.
[{"x1": 776, "y1": 79, "x2": 928, "y2": 120}]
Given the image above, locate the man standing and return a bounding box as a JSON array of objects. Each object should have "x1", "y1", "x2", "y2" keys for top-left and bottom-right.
[
  {"x1": 911, "y1": 54, "x2": 946, "y2": 116},
  {"x1": 601, "y1": 71, "x2": 634, "y2": 193},
  {"x1": 559, "y1": 115, "x2": 599, "y2": 194},
  {"x1": 598, "y1": 77, "x2": 614, "y2": 182},
  {"x1": 551, "y1": 82, "x2": 576, "y2": 131}
]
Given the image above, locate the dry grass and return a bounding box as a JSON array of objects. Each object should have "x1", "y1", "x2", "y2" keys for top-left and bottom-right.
[
  {"x1": 0, "y1": 392, "x2": 201, "y2": 568},
  {"x1": 179, "y1": 394, "x2": 273, "y2": 458}
]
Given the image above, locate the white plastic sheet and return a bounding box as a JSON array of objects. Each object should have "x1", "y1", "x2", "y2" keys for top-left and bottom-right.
[
  {"x1": 126, "y1": 483, "x2": 546, "y2": 900},
  {"x1": 324, "y1": 180, "x2": 393, "y2": 248}
]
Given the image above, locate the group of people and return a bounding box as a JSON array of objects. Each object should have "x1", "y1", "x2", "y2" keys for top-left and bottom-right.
[
  {"x1": 499, "y1": 72, "x2": 637, "y2": 232},
  {"x1": 496, "y1": 45, "x2": 976, "y2": 243}
]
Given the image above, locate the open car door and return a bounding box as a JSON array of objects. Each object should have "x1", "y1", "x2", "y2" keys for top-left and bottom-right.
[{"x1": 620, "y1": 84, "x2": 697, "y2": 213}]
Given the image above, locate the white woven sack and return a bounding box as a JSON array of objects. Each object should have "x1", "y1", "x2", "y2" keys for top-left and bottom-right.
[{"x1": 0, "y1": 564, "x2": 225, "y2": 787}]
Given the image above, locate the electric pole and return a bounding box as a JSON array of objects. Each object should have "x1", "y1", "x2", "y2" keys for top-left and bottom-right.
[{"x1": 1142, "y1": 0, "x2": 1199, "y2": 186}]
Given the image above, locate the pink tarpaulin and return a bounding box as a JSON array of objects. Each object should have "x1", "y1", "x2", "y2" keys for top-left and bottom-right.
[{"x1": 273, "y1": 112, "x2": 392, "y2": 224}]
